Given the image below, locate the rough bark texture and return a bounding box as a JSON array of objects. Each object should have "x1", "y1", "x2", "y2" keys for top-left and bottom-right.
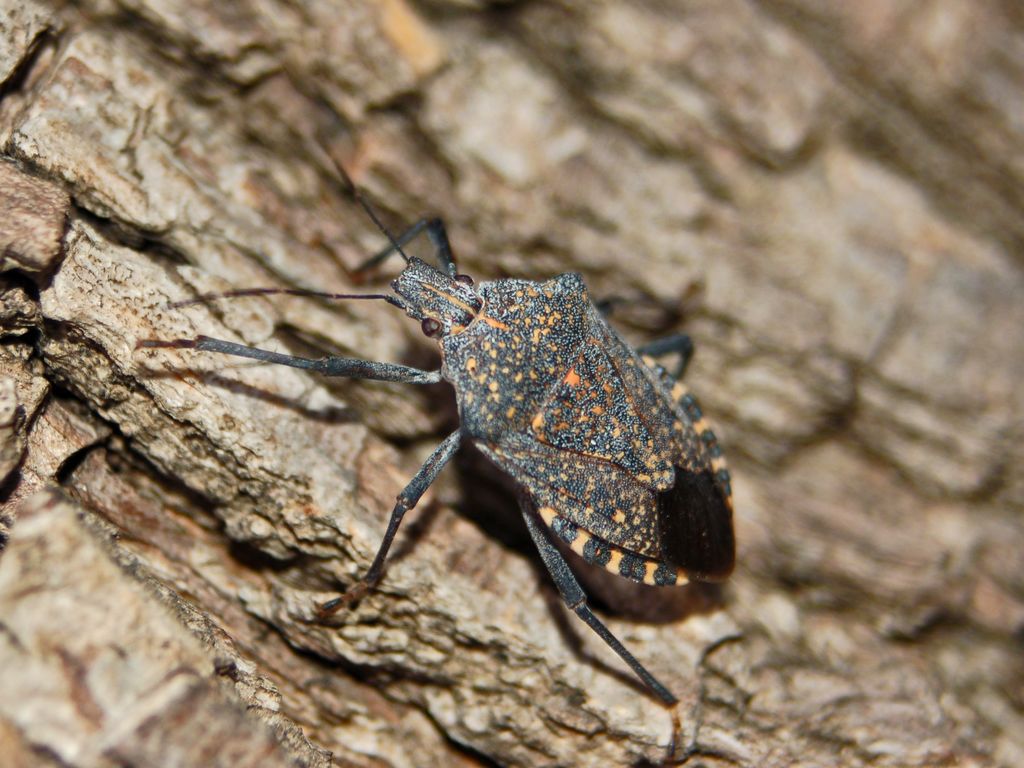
[{"x1": 1, "y1": 1, "x2": 1021, "y2": 766}]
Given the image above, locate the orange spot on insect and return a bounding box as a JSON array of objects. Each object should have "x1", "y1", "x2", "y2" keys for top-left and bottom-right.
[
  {"x1": 564, "y1": 369, "x2": 581, "y2": 387},
  {"x1": 466, "y1": 357, "x2": 477, "y2": 372},
  {"x1": 531, "y1": 412, "x2": 545, "y2": 431},
  {"x1": 483, "y1": 314, "x2": 509, "y2": 330}
]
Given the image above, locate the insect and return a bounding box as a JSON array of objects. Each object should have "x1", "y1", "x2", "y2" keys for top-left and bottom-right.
[{"x1": 140, "y1": 157, "x2": 735, "y2": 739}]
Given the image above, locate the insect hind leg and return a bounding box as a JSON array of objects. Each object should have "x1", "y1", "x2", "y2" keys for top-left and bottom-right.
[
  {"x1": 520, "y1": 500, "x2": 678, "y2": 707},
  {"x1": 636, "y1": 333, "x2": 694, "y2": 380},
  {"x1": 356, "y1": 217, "x2": 457, "y2": 277}
]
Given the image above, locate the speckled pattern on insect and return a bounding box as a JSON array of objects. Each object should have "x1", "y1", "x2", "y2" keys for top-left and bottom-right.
[
  {"x1": 140, "y1": 170, "x2": 735, "y2": 730},
  {"x1": 430, "y1": 266, "x2": 735, "y2": 589}
]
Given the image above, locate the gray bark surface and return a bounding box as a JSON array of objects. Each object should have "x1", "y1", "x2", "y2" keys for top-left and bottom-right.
[{"x1": 1, "y1": 2, "x2": 1021, "y2": 766}]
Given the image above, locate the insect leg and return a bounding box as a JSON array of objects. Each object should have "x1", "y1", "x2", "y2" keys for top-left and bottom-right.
[
  {"x1": 593, "y1": 296, "x2": 621, "y2": 317},
  {"x1": 636, "y1": 333, "x2": 694, "y2": 380},
  {"x1": 520, "y1": 503, "x2": 678, "y2": 706},
  {"x1": 356, "y1": 217, "x2": 457, "y2": 276},
  {"x1": 319, "y1": 428, "x2": 462, "y2": 615},
  {"x1": 138, "y1": 336, "x2": 442, "y2": 384}
]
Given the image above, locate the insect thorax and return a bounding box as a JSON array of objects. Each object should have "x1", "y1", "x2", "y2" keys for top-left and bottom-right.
[{"x1": 441, "y1": 273, "x2": 591, "y2": 440}]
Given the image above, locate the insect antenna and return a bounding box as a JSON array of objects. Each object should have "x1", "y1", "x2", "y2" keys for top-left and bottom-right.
[
  {"x1": 165, "y1": 287, "x2": 404, "y2": 310},
  {"x1": 139, "y1": 144, "x2": 418, "y2": 353},
  {"x1": 312, "y1": 140, "x2": 413, "y2": 266}
]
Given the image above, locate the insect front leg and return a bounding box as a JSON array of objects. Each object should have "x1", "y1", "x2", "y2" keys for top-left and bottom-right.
[
  {"x1": 138, "y1": 335, "x2": 443, "y2": 384},
  {"x1": 318, "y1": 428, "x2": 462, "y2": 616},
  {"x1": 356, "y1": 217, "x2": 457, "y2": 277}
]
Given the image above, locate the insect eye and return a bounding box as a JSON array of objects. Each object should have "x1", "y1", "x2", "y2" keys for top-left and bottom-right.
[
  {"x1": 455, "y1": 273, "x2": 474, "y2": 286},
  {"x1": 421, "y1": 317, "x2": 442, "y2": 338}
]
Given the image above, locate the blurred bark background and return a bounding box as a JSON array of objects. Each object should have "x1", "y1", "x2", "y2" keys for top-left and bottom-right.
[{"x1": 1, "y1": 1, "x2": 1021, "y2": 766}]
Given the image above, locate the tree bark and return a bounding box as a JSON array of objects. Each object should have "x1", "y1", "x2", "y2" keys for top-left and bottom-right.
[{"x1": 1, "y1": 1, "x2": 1021, "y2": 766}]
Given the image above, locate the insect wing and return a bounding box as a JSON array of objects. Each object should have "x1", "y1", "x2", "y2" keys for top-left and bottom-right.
[
  {"x1": 481, "y1": 436, "x2": 661, "y2": 556},
  {"x1": 481, "y1": 320, "x2": 734, "y2": 581},
  {"x1": 652, "y1": 461, "x2": 734, "y2": 580},
  {"x1": 593, "y1": 322, "x2": 735, "y2": 580}
]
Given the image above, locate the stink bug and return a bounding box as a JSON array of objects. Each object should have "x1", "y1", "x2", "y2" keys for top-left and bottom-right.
[{"x1": 139, "y1": 156, "x2": 735, "y2": 733}]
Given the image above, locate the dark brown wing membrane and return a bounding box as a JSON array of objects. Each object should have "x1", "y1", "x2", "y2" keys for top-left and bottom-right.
[{"x1": 656, "y1": 466, "x2": 735, "y2": 579}]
